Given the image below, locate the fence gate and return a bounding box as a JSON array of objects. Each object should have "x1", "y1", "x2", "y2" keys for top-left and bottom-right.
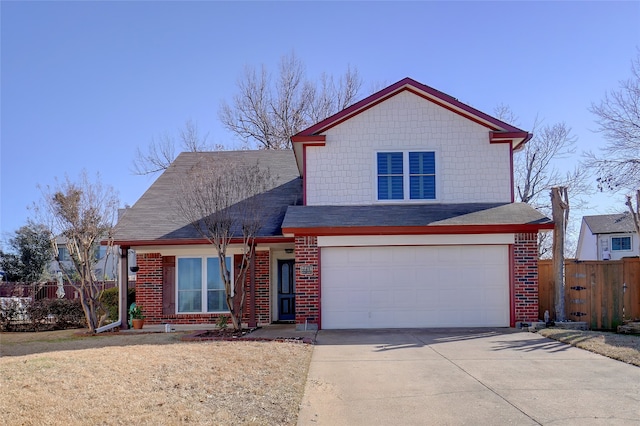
[
  {"x1": 565, "y1": 264, "x2": 588, "y2": 322},
  {"x1": 539, "y1": 258, "x2": 639, "y2": 330}
]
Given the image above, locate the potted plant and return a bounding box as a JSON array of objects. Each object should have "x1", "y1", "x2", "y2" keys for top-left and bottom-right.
[{"x1": 129, "y1": 304, "x2": 145, "y2": 329}]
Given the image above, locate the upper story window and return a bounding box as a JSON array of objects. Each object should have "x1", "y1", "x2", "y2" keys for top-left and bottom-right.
[
  {"x1": 377, "y1": 151, "x2": 436, "y2": 201},
  {"x1": 94, "y1": 245, "x2": 107, "y2": 261},
  {"x1": 377, "y1": 152, "x2": 404, "y2": 200},
  {"x1": 58, "y1": 247, "x2": 70, "y2": 262},
  {"x1": 611, "y1": 236, "x2": 632, "y2": 251},
  {"x1": 177, "y1": 256, "x2": 231, "y2": 313}
]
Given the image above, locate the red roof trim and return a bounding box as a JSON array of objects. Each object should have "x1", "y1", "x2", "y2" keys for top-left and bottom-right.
[
  {"x1": 295, "y1": 77, "x2": 526, "y2": 138},
  {"x1": 291, "y1": 135, "x2": 326, "y2": 144},
  {"x1": 490, "y1": 131, "x2": 532, "y2": 145},
  {"x1": 282, "y1": 223, "x2": 553, "y2": 237},
  {"x1": 111, "y1": 236, "x2": 295, "y2": 247}
]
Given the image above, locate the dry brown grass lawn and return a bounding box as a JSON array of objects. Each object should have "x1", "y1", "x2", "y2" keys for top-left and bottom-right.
[
  {"x1": 538, "y1": 328, "x2": 640, "y2": 367},
  {"x1": 0, "y1": 329, "x2": 313, "y2": 425}
]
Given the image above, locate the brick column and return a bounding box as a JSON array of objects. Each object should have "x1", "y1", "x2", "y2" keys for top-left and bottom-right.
[
  {"x1": 295, "y1": 236, "x2": 319, "y2": 330},
  {"x1": 135, "y1": 253, "x2": 163, "y2": 324},
  {"x1": 513, "y1": 233, "x2": 539, "y2": 324},
  {"x1": 241, "y1": 250, "x2": 271, "y2": 325}
]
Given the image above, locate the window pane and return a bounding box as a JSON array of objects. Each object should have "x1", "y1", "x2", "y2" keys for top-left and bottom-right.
[
  {"x1": 378, "y1": 176, "x2": 404, "y2": 200},
  {"x1": 410, "y1": 175, "x2": 436, "y2": 199},
  {"x1": 409, "y1": 152, "x2": 435, "y2": 174},
  {"x1": 207, "y1": 290, "x2": 226, "y2": 311},
  {"x1": 377, "y1": 152, "x2": 403, "y2": 174},
  {"x1": 207, "y1": 257, "x2": 230, "y2": 312},
  {"x1": 409, "y1": 152, "x2": 436, "y2": 200},
  {"x1": 207, "y1": 257, "x2": 230, "y2": 290},
  {"x1": 178, "y1": 258, "x2": 202, "y2": 290},
  {"x1": 178, "y1": 258, "x2": 202, "y2": 313},
  {"x1": 282, "y1": 264, "x2": 290, "y2": 293},
  {"x1": 612, "y1": 237, "x2": 631, "y2": 251},
  {"x1": 179, "y1": 290, "x2": 201, "y2": 312},
  {"x1": 377, "y1": 153, "x2": 403, "y2": 200},
  {"x1": 58, "y1": 247, "x2": 69, "y2": 261}
]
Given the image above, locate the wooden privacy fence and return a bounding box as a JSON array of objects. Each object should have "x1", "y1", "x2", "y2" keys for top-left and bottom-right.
[{"x1": 539, "y1": 258, "x2": 640, "y2": 330}]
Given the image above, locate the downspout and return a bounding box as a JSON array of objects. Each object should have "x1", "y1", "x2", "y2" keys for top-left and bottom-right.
[
  {"x1": 96, "y1": 319, "x2": 121, "y2": 333},
  {"x1": 248, "y1": 244, "x2": 257, "y2": 328},
  {"x1": 96, "y1": 245, "x2": 129, "y2": 333}
]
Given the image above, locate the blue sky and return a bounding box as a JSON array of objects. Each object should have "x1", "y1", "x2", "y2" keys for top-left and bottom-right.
[{"x1": 1, "y1": 1, "x2": 639, "y2": 240}]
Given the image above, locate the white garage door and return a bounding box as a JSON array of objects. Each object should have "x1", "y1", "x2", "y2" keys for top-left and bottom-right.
[{"x1": 321, "y1": 245, "x2": 509, "y2": 329}]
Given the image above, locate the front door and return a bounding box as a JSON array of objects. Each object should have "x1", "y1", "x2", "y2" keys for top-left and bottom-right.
[{"x1": 277, "y1": 259, "x2": 295, "y2": 321}]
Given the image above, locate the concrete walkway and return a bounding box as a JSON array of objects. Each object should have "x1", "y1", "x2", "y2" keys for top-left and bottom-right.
[{"x1": 297, "y1": 328, "x2": 640, "y2": 425}]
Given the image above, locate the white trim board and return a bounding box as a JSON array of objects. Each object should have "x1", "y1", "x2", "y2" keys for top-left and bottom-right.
[{"x1": 317, "y1": 234, "x2": 515, "y2": 247}]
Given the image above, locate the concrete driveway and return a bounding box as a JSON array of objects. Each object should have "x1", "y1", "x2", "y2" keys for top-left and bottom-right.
[{"x1": 297, "y1": 328, "x2": 640, "y2": 425}]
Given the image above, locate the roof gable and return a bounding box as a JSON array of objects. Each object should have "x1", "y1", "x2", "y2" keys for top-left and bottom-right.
[
  {"x1": 292, "y1": 77, "x2": 530, "y2": 145},
  {"x1": 583, "y1": 213, "x2": 636, "y2": 235},
  {"x1": 290, "y1": 77, "x2": 531, "y2": 175}
]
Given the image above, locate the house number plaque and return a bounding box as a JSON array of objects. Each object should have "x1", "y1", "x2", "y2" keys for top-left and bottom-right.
[{"x1": 300, "y1": 264, "x2": 313, "y2": 275}]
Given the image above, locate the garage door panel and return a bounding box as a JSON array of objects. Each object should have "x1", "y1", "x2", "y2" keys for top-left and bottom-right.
[{"x1": 321, "y1": 245, "x2": 510, "y2": 329}]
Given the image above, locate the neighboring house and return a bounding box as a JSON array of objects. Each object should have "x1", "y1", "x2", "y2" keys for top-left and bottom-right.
[
  {"x1": 112, "y1": 77, "x2": 553, "y2": 330},
  {"x1": 576, "y1": 213, "x2": 638, "y2": 261},
  {"x1": 49, "y1": 235, "x2": 135, "y2": 281}
]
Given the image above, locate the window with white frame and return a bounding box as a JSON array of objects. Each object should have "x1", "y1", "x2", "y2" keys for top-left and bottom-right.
[
  {"x1": 177, "y1": 256, "x2": 231, "y2": 313},
  {"x1": 377, "y1": 151, "x2": 436, "y2": 201},
  {"x1": 611, "y1": 236, "x2": 632, "y2": 251}
]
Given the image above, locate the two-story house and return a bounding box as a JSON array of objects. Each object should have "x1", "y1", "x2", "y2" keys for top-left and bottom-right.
[
  {"x1": 576, "y1": 213, "x2": 638, "y2": 260},
  {"x1": 112, "y1": 78, "x2": 553, "y2": 330}
]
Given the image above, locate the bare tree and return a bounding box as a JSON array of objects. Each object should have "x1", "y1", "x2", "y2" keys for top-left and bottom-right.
[
  {"x1": 132, "y1": 119, "x2": 219, "y2": 175},
  {"x1": 551, "y1": 187, "x2": 570, "y2": 322},
  {"x1": 35, "y1": 171, "x2": 119, "y2": 333},
  {"x1": 626, "y1": 190, "x2": 640, "y2": 252},
  {"x1": 587, "y1": 51, "x2": 640, "y2": 191},
  {"x1": 496, "y1": 106, "x2": 591, "y2": 257},
  {"x1": 219, "y1": 51, "x2": 363, "y2": 149},
  {"x1": 174, "y1": 158, "x2": 275, "y2": 331},
  {"x1": 307, "y1": 66, "x2": 362, "y2": 124}
]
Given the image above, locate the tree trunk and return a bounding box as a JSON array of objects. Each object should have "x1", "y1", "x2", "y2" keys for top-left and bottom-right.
[
  {"x1": 551, "y1": 187, "x2": 569, "y2": 322},
  {"x1": 626, "y1": 190, "x2": 640, "y2": 253}
]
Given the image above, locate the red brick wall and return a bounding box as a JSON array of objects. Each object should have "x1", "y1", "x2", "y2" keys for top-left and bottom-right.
[
  {"x1": 135, "y1": 253, "x2": 163, "y2": 323},
  {"x1": 513, "y1": 233, "x2": 539, "y2": 324},
  {"x1": 294, "y1": 236, "x2": 319, "y2": 329},
  {"x1": 136, "y1": 250, "x2": 271, "y2": 326}
]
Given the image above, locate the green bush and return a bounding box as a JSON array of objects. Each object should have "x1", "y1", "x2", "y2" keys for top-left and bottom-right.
[
  {"x1": 27, "y1": 299, "x2": 85, "y2": 331},
  {"x1": 100, "y1": 287, "x2": 136, "y2": 321}
]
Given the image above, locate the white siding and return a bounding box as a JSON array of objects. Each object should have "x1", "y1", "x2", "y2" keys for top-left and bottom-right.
[{"x1": 306, "y1": 91, "x2": 512, "y2": 205}]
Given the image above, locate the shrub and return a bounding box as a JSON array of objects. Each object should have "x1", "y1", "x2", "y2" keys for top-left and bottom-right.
[
  {"x1": 27, "y1": 299, "x2": 85, "y2": 331},
  {"x1": 101, "y1": 287, "x2": 136, "y2": 321},
  {"x1": 216, "y1": 315, "x2": 229, "y2": 330}
]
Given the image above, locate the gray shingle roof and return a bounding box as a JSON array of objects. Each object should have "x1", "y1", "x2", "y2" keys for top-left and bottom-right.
[
  {"x1": 583, "y1": 213, "x2": 636, "y2": 234},
  {"x1": 113, "y1": 150, "x2": 302, "y2": 243},
  {"x1": 282, "y1": 203, "x2": 552, "y2": 229}
]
